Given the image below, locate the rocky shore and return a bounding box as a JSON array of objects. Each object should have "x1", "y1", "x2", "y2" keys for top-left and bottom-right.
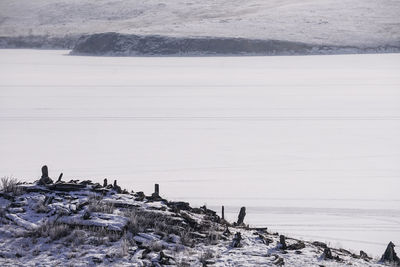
[{"x1": 0, "y1": 166, "x2": 399, "y2": 266}]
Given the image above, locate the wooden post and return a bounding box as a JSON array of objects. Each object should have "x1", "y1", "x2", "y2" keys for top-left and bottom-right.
[
  {"x1": 154, "y1": 183, "x2": 159, "y2": 196},
  {"x1": 222, "y1": 205, "x2": 225, "y2": 220},
  {"x1": 237, "y1": 206, "x2": 246, "y2": 225},
  {"x1": 41, "y1": 165, "x2": 48, "y2": 178},
  {"x1": 57, "y1": 173, "x2": 63, "y2": 182}
]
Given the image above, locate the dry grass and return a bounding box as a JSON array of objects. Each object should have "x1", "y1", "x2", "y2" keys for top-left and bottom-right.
[
  {"x1": 0, "y1": 176, "x2": 22, "y2": 195},
  {"x1": 199, "y1": 248, "x2": 214, "y2": 264},
  {"x1": 87, "y1": 194, "x2": 115, "y2": 214},
  {"x1": 30, "y1": 220, "x2": 71, "y2": 241}
]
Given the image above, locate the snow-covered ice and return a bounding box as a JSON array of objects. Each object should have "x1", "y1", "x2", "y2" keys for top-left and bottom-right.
[{"x1": 0, "y1": 49, "x2": 399, "y2": 256}]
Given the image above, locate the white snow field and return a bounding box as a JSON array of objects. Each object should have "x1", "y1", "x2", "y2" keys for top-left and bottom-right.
[
  {"x1": 1, "y1": 0, "x2": 400, "y2": 47},
  {"x1": 0, "y1": 49, "x2": 399, "y2": 256}
]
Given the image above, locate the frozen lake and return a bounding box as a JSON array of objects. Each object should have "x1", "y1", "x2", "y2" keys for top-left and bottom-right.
[{"x1": 0, "y1": 49, "x2": 399, "y2": 256}]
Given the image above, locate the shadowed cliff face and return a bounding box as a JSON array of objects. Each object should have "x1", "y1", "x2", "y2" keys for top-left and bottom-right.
[{"x1": 70, "y1": 32, "x2": 316, "y2": 56}]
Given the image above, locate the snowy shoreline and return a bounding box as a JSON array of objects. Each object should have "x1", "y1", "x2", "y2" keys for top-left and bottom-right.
[{"x1": 1, "y1": 171, "x2": 399, "y2": 266}]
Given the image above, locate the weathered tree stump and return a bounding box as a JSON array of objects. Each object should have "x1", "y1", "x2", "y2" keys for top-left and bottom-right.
[
  {"x1": 237, "y1": 206, "x2": 246, "y2": 225},
  {"x1": 38, "y1": 165, "x2": 53, "y2": 185},
  {"x1": 113, "y1": 180, "x2": 122, "y2": 193},
  {"x1": 279, "y1": 235, "x2": 287, "y2": 250},
  {"x1": 154, "y1": 184, "x2": 159, "y2": 196},
  {"x1": 41, "y1": 165, "x2": 48, "y2": 178},
  {"x1": 380, "y1": 241, "x2": 400, "y2": 264}
]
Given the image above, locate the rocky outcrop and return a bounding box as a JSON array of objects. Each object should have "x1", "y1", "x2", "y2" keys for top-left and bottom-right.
[{"x1": 71, "y1": 32, "x2": 316, "y2": 56}]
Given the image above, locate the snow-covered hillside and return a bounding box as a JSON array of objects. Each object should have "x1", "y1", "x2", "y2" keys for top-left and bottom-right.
[
  {"x1": 1, "y1": 172, "x2": 398, "y2": 266},
  {"x1": 1, "y1": 0, "x2": 399, "y2": 47}
]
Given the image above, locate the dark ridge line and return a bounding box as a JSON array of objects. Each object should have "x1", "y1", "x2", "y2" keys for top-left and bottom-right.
[{"x1": 1, "y1": 33, "x2": 400, "y2": 56}]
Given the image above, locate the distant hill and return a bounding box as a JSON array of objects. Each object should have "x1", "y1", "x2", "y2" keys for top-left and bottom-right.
[{"x1": 1, "y1": 0, "x2": 400, "y2": 48}]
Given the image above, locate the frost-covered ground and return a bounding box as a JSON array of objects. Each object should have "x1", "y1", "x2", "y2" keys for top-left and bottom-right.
[
  {"x1": 0, "y1": 179, "x2": 392, "y2": 266},
  {"x1": 0, "y1": 49, "x2": 399, "y2": 257},
  {"x1": 1, "y1": 0, "x2": 400, "y2": 47}
]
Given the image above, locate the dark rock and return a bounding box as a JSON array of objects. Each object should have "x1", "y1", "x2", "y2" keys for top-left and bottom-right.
[
  {"x1": 82, "y1": 211, "x2": 91, "y2": 220},
  {"x1": 168, "y1": 201, "x2": 191, "y2": 212},
  {"x1": 200, "y1": 205, "x2": 217, "y2": 217},
  {"x1": 279, "y1": 235, "x2": 287, "y2": 250},
  {"x1": 79, "y1": 180, "x2": 93, "y2": 185},
  {"x1": 135, "y1": 191, "x2": 145, "y2": 201},
  {"x1": 312, "y1": 241, "x2": 328, "y2": 249},
  {"x1": 103, "y1": 179, "x2": 107, "y2": 187},
  {"x1": 322, "y1": 247, "x2": 333, "y2": 260},
  {"x1": 380, "y1": 241, "x2": 400, "y2": 264},
  {"x1": 236, "y1": 207, "x2": 246, "y2": 225},
  {"x1": 287, "y1": 241, "x2": 305, "y2": 250},
  {"x1": 273, "y1": 256, "x2": 285, "y2": 266},
  {"x1": 48, "y1": 183, "x2": 86, "y2": 192},
  {"x1": 360, "y1": 250, "x2": 371, "y2": 261},
  {"x1": 159, "y1": 251, "x2": 174, "y2": 265},
  {"x1": 231, "y1": 232, "x2": 242, "y2": 248}
]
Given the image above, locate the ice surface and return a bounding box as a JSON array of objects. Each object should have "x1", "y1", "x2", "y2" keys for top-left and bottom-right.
[{"x1": 0, "y1": 49, "x2": 399, "y2": 256}]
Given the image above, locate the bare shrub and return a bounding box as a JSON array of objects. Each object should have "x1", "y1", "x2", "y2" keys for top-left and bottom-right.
[
  {"x1": 87, "y1": 194, "x2": 114, "y2": 214},
  {"x1": 34, "y1": 200, "x2": 50, "y2": 213},
  {"x1": 199, "y1": 249, "x2": 214, "y2": 264},
  {"x1": 119, "y1": 238, "x2": 130, "y2": 257},
  {"x1": 179, "y1": 229, "x2": 194, "y2": 247},
  {"x1": 125, "y1": 209, "x2": 195, "y2": 247},
  {"x1": 64, "y1": 229, "x2": 87, "y2": 246},
  {"x1": 1, "y1": 177, "x2": 22, "y2": 195},
  {"x1": 125, "y1": 209, "x2": 158, "y2": 234},
  {"x1": 30, "y1": 220, "x2": 70, "y2": 241}
]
